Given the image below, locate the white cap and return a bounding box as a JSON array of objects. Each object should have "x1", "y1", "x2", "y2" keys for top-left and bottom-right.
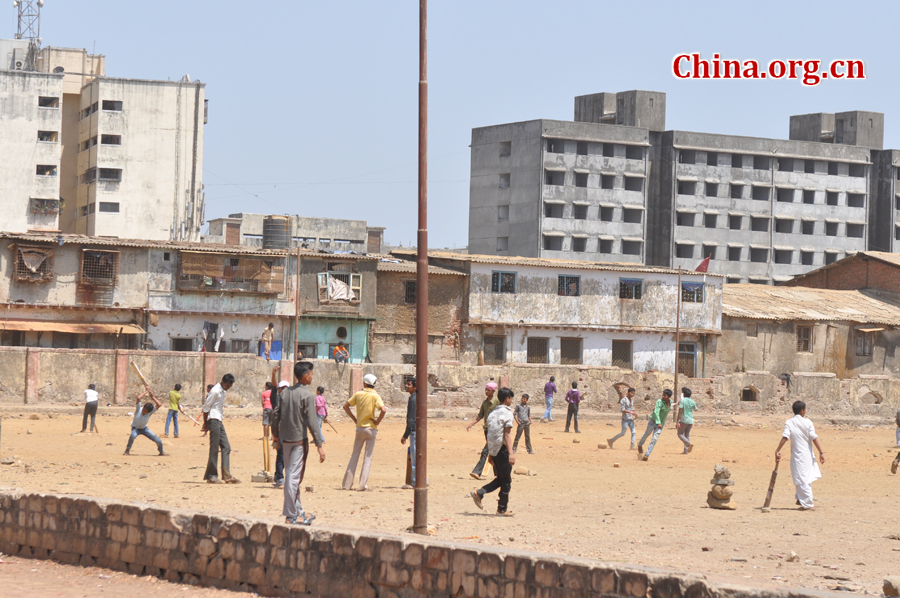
[
  {"x1": 278, "y1": 380, "x2": 290, "y2": 388},
  {"x1": 363, "y1": 373, "x2": 377, "y2": 386}
]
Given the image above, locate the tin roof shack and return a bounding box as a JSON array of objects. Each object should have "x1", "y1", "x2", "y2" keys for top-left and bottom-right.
[
  {"x1": 407, "y1": 252, "x2": 722, "y2": 373},
  {"x1": 720, "y1": 284, "x2": 900, "y2": 378},
  {"x1": 296, "y1": 253, "x2": 377, "y2": 363},
  {"x1": 0, "y1": 232, "x2": 148, "y2": 349},
  {"x1": 146, "y1": 243, "x2": 296, "y2": 357},
  {"x1": 780, "y1": 251, "x2": 900, "y2": 293},
  {"x1": 371, "y1": 257, "x2": 468, "y2": 364}
]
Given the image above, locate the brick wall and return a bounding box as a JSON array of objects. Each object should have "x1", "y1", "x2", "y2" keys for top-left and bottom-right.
[
  {"x1": 0, "y1": 489, "x2": 846, "y2": 598},
  {"x1": 783, "y1": 255, "x2": 900, "y2": 293}
]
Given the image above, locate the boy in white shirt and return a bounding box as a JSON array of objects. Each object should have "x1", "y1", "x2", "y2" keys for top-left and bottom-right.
[
  {"x1": 81, "y1": 384, "x2": 99, "y2": 434},
  {"x1": 775, "y1": 401, "x2": 825, "y2": 510}
]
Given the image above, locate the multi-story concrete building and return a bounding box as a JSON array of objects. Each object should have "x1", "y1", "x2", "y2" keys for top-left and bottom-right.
[
  {"x1": 206, "y1": 213, "x2": 385, "y2": 254},
  {"x1": 469, "y1": 91, "x2": 898, "y2": 284},
  {"x1": 0, "y1": 30, "x2": 205, "y2": 241}
]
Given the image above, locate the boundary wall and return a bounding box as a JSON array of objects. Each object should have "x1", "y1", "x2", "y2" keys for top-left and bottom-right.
[{"x1": 0, "y1": 488, "x2": 846, "y2": 598}]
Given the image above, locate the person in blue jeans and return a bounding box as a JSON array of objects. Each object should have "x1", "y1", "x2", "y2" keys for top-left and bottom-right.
[
  {"x1": 564, "y1": 382, "x2": 581, "y2": 433},
  {"x1": 638, "y1": 389, "x2": 672, "y2": 461},
  {"x1": 608, "y1": 387, "x2": 636, "y2": 449},
  {"x1": 540, "y1": 376, "x2": 557, "y2": 423},
  {"x1": 124, "y1": 389, "x2": 166, "y2": 456},
  {"x1": 164, "y1": 383, "x2": 184, "y2": 438}
]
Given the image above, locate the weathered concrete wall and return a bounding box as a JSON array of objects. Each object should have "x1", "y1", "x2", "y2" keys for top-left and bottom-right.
[
  {"x1": 0, "y1": 489, "x2": 849, "y2": 598},
  {"x1": 0, "y1": 348, "x2": 27, "y2": 404}
]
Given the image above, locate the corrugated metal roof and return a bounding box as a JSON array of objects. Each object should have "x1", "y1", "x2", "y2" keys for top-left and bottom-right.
[
  {"x1": 389, "y1": 250, "x2": 724, "y2": 278},
  {"x1": 0, "y1": 320, "x2": 145, "y2": 334},
  {"x1": 723, "y1": 284, "x2": 900, "y2": 325},
  {"x1": 376, "y1": 259, "x2": 465, "y2": 276}
]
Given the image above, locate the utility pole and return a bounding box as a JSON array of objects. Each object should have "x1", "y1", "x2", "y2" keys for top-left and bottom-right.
[
  {"x1": 674, "y1": 267, "x2": 682, "y2": 404},
  {"x1": 412, "y1": 0, "x2": 429, "y2": 535}
]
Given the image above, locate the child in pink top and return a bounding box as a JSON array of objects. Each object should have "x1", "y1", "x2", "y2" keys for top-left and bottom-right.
[{"x1": 315, "y1": 386, "x2": 328, "y2": 442}]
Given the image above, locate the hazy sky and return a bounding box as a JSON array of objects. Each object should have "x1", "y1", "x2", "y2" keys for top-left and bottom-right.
[{"x1": 27, "y1": 1, "x2": 900, "y2": 248}]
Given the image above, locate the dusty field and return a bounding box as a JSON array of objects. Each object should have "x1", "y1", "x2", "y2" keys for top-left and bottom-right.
[{"x1": 1, "y1": 404, "x2": 899, "y2": 594}]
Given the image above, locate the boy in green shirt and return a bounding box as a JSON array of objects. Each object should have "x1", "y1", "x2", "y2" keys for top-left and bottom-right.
[
  {"x1": 637, "y1": 389, "x2": 672, "y2": 461},
  {"x1": 676, "y1": 386, "x2": 696, "y2": 454},
  {"x1": 164, "y1": 383, "x2": 186, "y2": 438}
]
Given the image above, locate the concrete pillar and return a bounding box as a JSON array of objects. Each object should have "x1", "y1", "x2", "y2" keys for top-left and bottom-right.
[
  {"x1": 24, "y1": 348, "x2": 40, "y2": 404},
  {"x1": 279, "y1": 360, "x2": 292, "y2": 384},
  {"x1": 203, "y1": 353, "x2": 217, "y2": 391},
  {"x1": 114, "y1": 351, "x2": 129, "y2": 405},
  {"x1": 350, "y1": 368, "x2": 363, "y2": 395}
]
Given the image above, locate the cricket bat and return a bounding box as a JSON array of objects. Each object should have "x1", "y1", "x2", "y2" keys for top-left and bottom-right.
[{"x1": 761, "y1": 460, "x2": 779, "y2": 512}]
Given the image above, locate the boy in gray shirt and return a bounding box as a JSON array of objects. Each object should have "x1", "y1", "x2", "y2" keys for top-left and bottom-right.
[
  {"x1": 608, "y1": 387, "x2": 636, "y2": 449},
  {"x1": 512, "y1": 394, "x2": 533, "y2": 454},
  {"x1": 124, "y1": 389, "x2": 166, "y2": 456}
]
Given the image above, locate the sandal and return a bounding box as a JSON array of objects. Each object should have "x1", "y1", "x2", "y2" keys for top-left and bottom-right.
[{"x1": 300, "y1": 514, "x2": 316, "y2": 526}]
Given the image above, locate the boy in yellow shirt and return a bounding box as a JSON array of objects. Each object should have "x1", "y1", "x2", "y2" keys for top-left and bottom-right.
[
  {"x1": 341, "y1": 374, "x2": 387, "y2": 490},
  {"x1": 164, "y1": 383, "x2": 186, "y2": 438}
]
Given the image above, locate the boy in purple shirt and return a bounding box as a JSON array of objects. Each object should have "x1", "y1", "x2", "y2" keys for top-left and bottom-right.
[
  {"x1": 564, "y1": 382, "x2": 581, "y2": 433},
  {"x1": 540, "y1": 376, "x2": 557, "y2": 423},
  {"x1": 315, "y1": 386, "x2": 328, "y2": 443}
]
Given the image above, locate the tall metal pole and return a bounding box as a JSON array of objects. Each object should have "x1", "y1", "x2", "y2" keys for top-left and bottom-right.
[
  {"x1": 674, "y1": 267, "x2": 682, "y2": 407},
  {"x1": 413, "y1": 0, "x2": 429, "y2": 535}
]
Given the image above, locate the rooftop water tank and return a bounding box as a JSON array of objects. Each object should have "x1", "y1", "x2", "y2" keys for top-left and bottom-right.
[{"x1": 262, "y1": 215, "x2": 292, "y2": 250}]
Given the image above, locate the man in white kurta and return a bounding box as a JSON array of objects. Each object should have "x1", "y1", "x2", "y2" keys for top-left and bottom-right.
[{"x1": 775, "y1": 401, "x2": 825, "y2": 510}]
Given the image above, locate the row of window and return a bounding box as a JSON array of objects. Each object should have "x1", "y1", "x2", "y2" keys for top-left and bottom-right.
[
  {"x1": 676, "y1": 244, "x2": 843, "y2": 266},
  {"x1": 80, "y1": 167, "x2": 123, "y2": 184},
  {"x1": 678, "y1": 150, "x2": 867, "y2": 177},
  {"x1": 532, "y1": 235, "x2": 643, "y2": 255},
  {"x1": 745, "y1": 321, "x2": 873, "y2": 356},
  {"x1": 79, "y1": 202, "x2": 120, "y2": 216},
  {"x1": 490, "y1": 272, "x2": 704, "y2": 303},
  {"x1": 542, "y1": 203, "x2": 643, "y2": 223},
  {"x1": 544, "y1": 139, "x2": 645, "y2": 160},
  {"x1": 80, "y1": 100, "x2": 123, "y2": 120},
  {"x1": 677, "y1": 180, "x2": 866, "y2": 206},
  {"x1": 544, "y1": 170, "x2": 644, "y2": 192},
  {"x1": 676, "y1": 212, "x2": 865, "y2": 237},
  {"x1": 80, "y1": 135, "x2": 122, "y2": 151}
]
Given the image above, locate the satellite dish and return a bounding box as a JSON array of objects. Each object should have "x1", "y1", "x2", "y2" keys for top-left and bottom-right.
[{"x1": 53, "y1": 66, "x2": 64, "y2": 73}]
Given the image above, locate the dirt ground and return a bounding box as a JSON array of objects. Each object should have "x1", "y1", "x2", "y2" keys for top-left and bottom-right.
[{"x1": 1, "y1": 404, "x2": 899, "y2": 595}]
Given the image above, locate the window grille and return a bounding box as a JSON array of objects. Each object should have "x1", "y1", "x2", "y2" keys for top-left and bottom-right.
[
  {"x1": 560, "y1": 338, "x2": 582, "y2": 365},
  {"x1": 178, "y1": 252, "x2": 285, "y2": 294},
  {"x1": 404, "y1": 281, "x2": 416, "y2": 304},
  {"x1": 491, "y1": 271, "x2": 517, "y2": 293},
  {"x1": 796, "y1": 326, "x2": 812, "y2": 352},
  {"x1": 15, "y1": 245, "x2": 54, "y2": 282},
  {"x1": 558, "y1": 275, "x2": 580, "y2": 296},
  {"x1": 483, "y1": 336, "x2": 506, "y2": 365},
  {"x1": 678, "y1": 343, "x2": 696, "y2": 378},
  {"x1": 619, "y1": 279, "x2": 643, "y2": 299},
  {"x1": 855, "y1": 332, "x2": 872, "y2": 357},
  {"x1": 526, "y1": 338, "x2": 548, "y2": 364},
  {"x1": 297, "y1": 344, "x2": 318, "y2": 359},
  {"x1": 681, "y1": 282, "x2": 704, "y2": 303},
  {"x1": 81, "y1": 250, "x2": 119, "y2": 286},
  {"x1": 611, "y1": 340, "x2": 633, "y2": 369}
]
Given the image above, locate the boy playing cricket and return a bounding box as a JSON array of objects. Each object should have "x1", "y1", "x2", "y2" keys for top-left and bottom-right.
[
  {"x1": 608, "y1": 387, "x2": 636, "y2": 449},
  {"x1": 164, "y1": 383, "x2": 186, "y2": 438},
  {"x1": 675, "y1": 386, "x2": 696, "y2": 454},
  {"x1": 512, "y1": 393, "x2": 533, "y2": 454},
  {"x1": 775, "y1": 400, "x2": 825, "y2": 510},
  {"x1": 124, "y1": 390, "x2": 166, "y2": 456},
  {"x1": 470, "y1": 387, "x2": 516, "y2": 516},
  {"x1": 638, "y1": 389, "x2": 672, "y2": 461}
]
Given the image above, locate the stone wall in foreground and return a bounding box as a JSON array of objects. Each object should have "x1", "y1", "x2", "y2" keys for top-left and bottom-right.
[{"x1": 0, "y1": 488, "x2": 846, "y2": 598}]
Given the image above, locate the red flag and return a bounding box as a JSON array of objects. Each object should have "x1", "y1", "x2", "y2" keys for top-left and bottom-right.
[{"x1": 695, "y1": 256, "x2": 710, "y2": 272}]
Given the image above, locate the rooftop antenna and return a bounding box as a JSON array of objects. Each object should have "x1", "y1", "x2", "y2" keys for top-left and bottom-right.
[{"x1": 13, "y1": 0, "x2": 43, "y2": 71}]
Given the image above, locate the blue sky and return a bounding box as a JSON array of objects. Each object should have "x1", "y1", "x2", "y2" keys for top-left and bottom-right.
[{"x1": 28, "y1": 1, "x2": 899, "y2": 248}]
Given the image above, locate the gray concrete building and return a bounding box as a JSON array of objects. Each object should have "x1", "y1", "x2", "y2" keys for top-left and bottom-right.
[
  {"x1": 469, "y1": 91, "x2": 898, "y2": 284},
  {"x1": 205, "y1": 213, "x2": 385, "y2": 254}
]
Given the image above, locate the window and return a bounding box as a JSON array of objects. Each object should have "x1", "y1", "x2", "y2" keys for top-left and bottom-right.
[
  {"x1": 544, "y1": 204, "x2": 563, "y2": 218},
  {"x1": 558, "y1": 275, "x2": 580, "y2": 296},
  {"x1": 778, "y1": 158, "x2": 794, "y2": 172},
  {"x1": 805, "y1": 160, "x2": 816, "y2": 174},
  {"x1": 677, "y1": 181, "x2": 696, "y2": 195},
  {"x1": 624, "y1": 177, "x2": 643, "y2": 192},
  {"x1": 625, "y1": 145, "x2": 643, "y2": 160},
  {"x1": 15, "y1": 245, "x2": 54, "y2": 282},
  {"x1": 729, "y1": 215, "x2": 742, "y2": 230},
  {"x1": 728, "y1": 246, "x2": 741, "y2": 261},
  {"x1": 679, "y1": 150, "x2": 696, "y2": 164},
  {"x1": 546, "y1": 138, "x2": 564, "y2": 153},
  {"x1": 491, "y1": 271, "x2": 517, "y2": 294},
  {"x1": 599, "y1": 206, "x2": 614, "y2": 221},
  {"x1": 676, "y1": 212, "x2": 695, "y2": 227},
  {"x1": 777, "y1": 188, "x2": 794, "y2": 202},
  {"x1": 98, "y1": 202, "x2": 119, "y2": 213},
  {"x1": 730, "y1": 183, "x2": 744, "y2": 199},
  {"x1": 825, "y1": 222, "x2": 839, "y2": 236},
  {"x1": 896, "y1": 226, "x2": 900, "y2": 242},
  {"x1": 297, "y1": 343, "x2": 318, "y2": 359},
  {"x1": 752, "y1": 186, "x2": 770, "y2": 201},
  {"x1": 37, "y1": 130, "x2": 58, "y2": 142},
  {"x1": 704, "y1": 213, "x2": 717, "y2": 229},
  {"x1": 849, "y1": 163, "x2": 865, "y2": 178},
  {"x1": 329, "y1": 343, "x2": 351, "y2": 361},
  {"x1": 828, "y1": 162, "x2": 839, "y2": 176},
  {"x1": 81, "y1": 102, "x2": 97, "y2": 119},
  {"x1": 499, "y1": 173, "x2": 510, "y2": 189},
  {"x1": 404, "y1": 280, "x2": 416, "y2": 304},
  {"x1": 576, "y1": 141, "x2": 588, "y2": 156},
  {"x1": 81, "y1": 250, "x2": 119, "y2": 286},
  {"x1": 826, "y1": 191, "x2": 839, "y2": 206},
  {"x1": 598, "y1": 238, "x2": 614, "y2": 253},
  {"x1": 38, "y1": 96, "x2": 59, "y2": 108},
  {"x1": 230, "y1": 340, "x2": 251, "y2": 354},
  {"x1": 36, "y1": 165, "x2": 57, "y2": 176},
  {"x1": 101, "y1": 134, "x2": 122, "y2": 146},
  {"x1": 706, "y1": 152, "x2": 718, "y2": 166},
  {"x1": 88, "y1": 203, "x2": 95, "y2": 214},
  {"x1": 847, "y1": 223, "x2": 864, "y2": 238},
  {"x1": 775, "y1": 249, "x2": 792, "y2": 264},
  {"x1": 856, "y1": 331, "x2": 873, "y2": 357},
  {"x1": 526, "y1": 337, "x2": 549, "y2": 364},
  {"x1": 796, "y1": 325, "x2": 812, "y2": 352},
  {"x1": 560, "y1": 338, "x2": 583, "y2": 365},
  {"x1": 497, "y1": 205, "x2": 509, "y2": 221},
  {"x1": 681, "y1": 282, "x2": 704, "y2": 302},
  {"x1": 802, "y1": 220, "x2": 815, "y2": 235},
  {"x1": 601, "y1": 175, "x2": 615, "y2": 190},
  {"x1": 316, "y1": 264, "x2": 361, "y2": 301},
  {"x1": 678, "y1": 343, "x2": 696, "y2": 377},
  {"x1": 543, "y1": 235, "x2": 563, "y2": 251},
  {"x1": 621, "y1": 240, "x2": 642, "y2": 255},
  {"x1": 705, "y1": 183, "x2": 718, "y2": 198},
  {"x1": 803, "y1": 190, "x2": 815, "y2": 204},
  {"x1": 574, "y1": 173, "x2": 588, "y2": 188},
  {"x1": 499, "y1": 141, "x2": 511, "y2": 157},
  {"x1": 801, "y1": 251, "x2": 814, "y2": 266},
  {"x1": 702, "y1": 245, "x2": 717, "y2": 260},
  {"x1": 750, "y1": 248, "x2": 768, "y2": 263},
  {"x1": 483, "y1": 335, "x2": 506, "y2": 365},
  {"x1": 753, "y1": 156, "x2": 769, "y2": 170},
  {"x1": 611, "y1": 340, "x2": 633, "y2": 369},
  {"x1": 572, "y1": 237, "x2": 587, "y2": 252},
  {"x1": 731, "y1": 154, "x2": 744, "y2": 168},
  {"x1": 545, "y1": 170, "x2": 565, "y2": 186},
  {"x1": 726, "y1": 277, "x2": 742, "y2": 284},
  {"x1": 824, "y1": 252, "x2": 839, "y2": 265},
  {"x1": 741, "y1": 387, "x2": 759, "y2": 401},
  {"x1": 847, "y1": 193, "x2": 865, "y2": 208},
  {"x1": 99, "y1": 168, "x2": 122, "y2": 182},
  {"x1": 746, "y1": 322, "x2": 758, "y2": 338},
  {"x1": 163, "y1": 252, "x2": 171, "y2": 261},
  {"x1": 750, "y1": 217, "x2": 769, "y2": 232},
  {"x1": 573, "y1": 204, "x2": 588, "y2": 220},
  {"x1": 602, "y1": 144, "x2": 615, "y2": 157},
  {"x1": 676, "y1": 244, "x2": 694, "y2": 259},
  {"x1": 623, "y1": 208, "x2": 642, "y2": 223},
  {"x1": 496, "y1": 237, "x2": 508, "y2": 252},
  {"x1": 102, "y1": 100, "x2": 123, "y2": 111},
  {"x1": 171, "y1": 338, "x2": 194, "y2": 352},
  {"x1": 749, "y1": 278, "x2": 769, "y2": 285},
  {"x1": 775, "y1": 219, "x2": 793, "y2": 234},
  {"x1": 618, "y1": 278, "x2": 642, "y2": 300}
]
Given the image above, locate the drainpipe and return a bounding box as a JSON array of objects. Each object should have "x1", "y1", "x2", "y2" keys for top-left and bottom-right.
[
  {"x1": 293, "y1": 247, "x2": 301, "y2": 360},
  {"x1": 768, "y1": 154, "x2": 775, "y2": 282}
]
